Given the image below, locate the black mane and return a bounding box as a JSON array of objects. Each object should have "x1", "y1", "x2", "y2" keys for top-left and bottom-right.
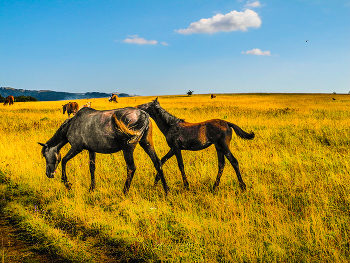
[
  {"x1": 154, "y1": 103, "x2": 184, "y2": 125},
  {"x1": 43, "y1": 118, "x2": 71, "y2": 151}
]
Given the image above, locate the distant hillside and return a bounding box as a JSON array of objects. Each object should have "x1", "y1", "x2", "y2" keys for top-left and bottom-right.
[{"x1": 0, "y1": 87, "x2": 132, "y2": 101}]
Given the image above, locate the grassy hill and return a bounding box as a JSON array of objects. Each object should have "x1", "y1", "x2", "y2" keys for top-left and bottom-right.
[{"x1": 0, "y1": 94, "x2": 349, "y2": 262}]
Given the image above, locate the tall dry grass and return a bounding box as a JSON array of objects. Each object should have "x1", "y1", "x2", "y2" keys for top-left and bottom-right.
[{"x1": 0, "y1": 94, "x2": 349, "y2": 262}]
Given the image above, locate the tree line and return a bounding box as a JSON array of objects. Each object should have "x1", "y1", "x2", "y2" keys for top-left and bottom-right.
[{"x1": 0, "y1": 95, "x2": 38, "y2": 102}]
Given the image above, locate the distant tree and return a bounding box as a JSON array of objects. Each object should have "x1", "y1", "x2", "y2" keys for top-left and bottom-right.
[
  {"x1": 187, "y1": 90, "x2": 194, "y2": 96},
  {"x1": 0, "y1": 94, "x2": 5, "y2": 103},
  {"x1": 14, "y1": 95, "x2": 38, "y2": 102}
]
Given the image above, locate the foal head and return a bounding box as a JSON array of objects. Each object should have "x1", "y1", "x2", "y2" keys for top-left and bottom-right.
[
  {"x1": 137, "y1": 98, "x2": 184, "y2": 126},
  {"x1": 136, "y1": 98, "x2": 159, "y2": 114},
  {"x1": 38, "y1": 143, "x2": 61, "y2": 178}
]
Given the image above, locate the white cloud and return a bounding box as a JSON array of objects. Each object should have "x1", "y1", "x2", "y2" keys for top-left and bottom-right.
[
  {"x1": 244, "y1": 1, "x2": 261, "y2": 8},
  {"x1": 175, "y1": 9, "x2": 261, "y2": 34},
  {"x1": 161, "y1": 42, "x2": 169, "y2": 46},
  {"x1": 123, "y1": 35, "x2": 157, "y2": 45},
  {"x1": 241, "y1": 48, "x2": 271, "y2": 56}
]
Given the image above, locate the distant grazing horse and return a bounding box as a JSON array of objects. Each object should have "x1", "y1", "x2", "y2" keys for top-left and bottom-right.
[
  {"x1": 38, "y1": 107, "x2": 169, "y2": 195},
  {"x1": 211, "y1": 94, "x2": 216, "y2": 99},
  {"x1": 4, "y1": 95, "x2": 14, "y2": 105},
  {"x1": 137, "y1": 98, "x2": 255, "y2": 191},
  {"x1": 109, "y1": 94, "x2": 118, "y2": 103},
  {"x1": 79, "y1": 101, "x2": 91, "y2": 110},
  {"x1": 63, "y1": 102, "x2": 79, "y2": 117}
]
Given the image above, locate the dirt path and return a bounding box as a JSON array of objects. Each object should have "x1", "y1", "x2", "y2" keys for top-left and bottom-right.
[{"x1": 0, "y1": 212, "x2": 61, "y2": 263}]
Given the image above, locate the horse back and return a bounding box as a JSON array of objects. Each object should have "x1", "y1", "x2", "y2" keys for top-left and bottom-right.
[
  {"x1": 166, "y1": 119, "x2": 226, "y2": 150},
  {"x1": 69, "y1": 102, "x2": 79, "y2": 113},
  {"x1": 178, "y1": 119, "x2": 230, "y2": 134},
  {"x1": 67, "y1": 107, "x2": 149, "y2": 152}
]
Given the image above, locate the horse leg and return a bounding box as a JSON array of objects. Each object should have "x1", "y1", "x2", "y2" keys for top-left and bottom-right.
[
  {"x1": 122, "y1": 145, "x2": 136, "y2": 194},
  {"x1": 219, "y1": 143, "x2": 246, "y2": 191},
  {"x1": 174, "y1": 149, "x2": 189, "y2": 189},
  {"x1": 213, "y1": 147, "x2": 226, "y2": 190},
  {"x1": 139, "y1": 140, "x2": 169, "y2": 195},
  {"x1": 61, "y1": 148, "x2": 82, "y2": 189},
  {"x1": 154, "y1": 149, "x2": 174, "y2": 186},
  {"x1": 88, "y1": 151, "x2": 96, "y2": 191}
]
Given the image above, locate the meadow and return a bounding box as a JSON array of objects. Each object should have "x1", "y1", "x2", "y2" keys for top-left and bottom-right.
[{"x1": 0, "y1": 93, "x2": 349, "y2": 262}]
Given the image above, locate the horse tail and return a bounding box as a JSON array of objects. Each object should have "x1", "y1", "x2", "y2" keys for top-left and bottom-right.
[
  {"x1": 112, "y1": 110, "x2": 149, "y2": 144},
  {"x1": 228, "y1": 122, "x2": 255, "y2": 140}
]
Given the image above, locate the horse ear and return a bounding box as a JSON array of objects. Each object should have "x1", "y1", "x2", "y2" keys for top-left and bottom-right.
[
  {"x1": 154, "y1": 97, "x2": 159, "y2": 103},
  {"x1": 38, "y1": 142, "x2": 47, "y2": 147}
]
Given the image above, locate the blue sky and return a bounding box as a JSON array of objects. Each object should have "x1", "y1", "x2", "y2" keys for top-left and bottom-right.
[{"x1": 1, "y1": 0, "x2": 349, "y2": 96}]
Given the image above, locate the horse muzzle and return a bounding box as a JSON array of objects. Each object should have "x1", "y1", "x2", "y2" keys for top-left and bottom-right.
[{"x1": 46, "y1": 168, "x2": 55, "y2": 178}]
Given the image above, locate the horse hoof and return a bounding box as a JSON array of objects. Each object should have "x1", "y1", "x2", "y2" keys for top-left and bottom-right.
[
  {"x1": 184, "y1": 182, "x2": 190, "y2": 190},
  {"x1": 64, "y1": 182, "x2": 72, "y2": 190},
  {"x1": 240, "y1": 183, "x2": 247, "y2": 191}
]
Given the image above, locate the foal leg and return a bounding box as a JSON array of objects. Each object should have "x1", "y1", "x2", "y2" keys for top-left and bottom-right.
[
  {"x1": 223, "y1": 148, "x2": 246, "y2": 191},
  {"x1": 174, "y1": 149, "x2": 190, "y2": 189},
  {"x1": 213, "y1": 147, "x2": 226, "y2": 190},
  {"x1": 139, "y1": 141, "x2": 169, "y2": 195},
  {"x1": 61, "y1": 147, "x2": 82, "y2": 189},
  {"x1": 154, "y1": 149, "x2": 175, "y2": 186},
  {"x1": 229, "y1": 155, "x2": 246, "y2": 191},
  {"x1": 122, "y1": 145, "x2": 136, "y2": 195},
  {"x1": 88, "y1": 151, "x2": 96, "y2": 191}
]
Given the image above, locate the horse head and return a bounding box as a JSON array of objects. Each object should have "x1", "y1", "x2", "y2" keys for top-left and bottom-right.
[
  {"x1": 62, "y1": 104, "x2": 67, "y2": 114},
  {"x1": 38, "y1": 143, "x2": 61, "y2": 178},
  {"x1": 136, "y1": 97, "x2": 158, "y2": 112},
  {"x1": 136, "y1": 98, "x2": 164, "y2": 123}
]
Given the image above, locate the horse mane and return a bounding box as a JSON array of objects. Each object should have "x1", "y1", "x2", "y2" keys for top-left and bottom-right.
[
  {"x1": 43, "y1": 118, "x2": 72, "y2": 153},
  {"x1": 153, "y1": 102, "x2": 184, "y2": 125}
]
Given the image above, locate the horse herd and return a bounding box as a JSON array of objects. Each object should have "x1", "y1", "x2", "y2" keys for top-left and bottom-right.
[
  {"x1": 62, "y1": 94, "x2": 118, "y2": 117},
  {"x1": 2, "y1": 93, "x2": 117, "y2": 109},
  {"x1": 39, "y1": 97, "x2": 254, "y2": 196}
]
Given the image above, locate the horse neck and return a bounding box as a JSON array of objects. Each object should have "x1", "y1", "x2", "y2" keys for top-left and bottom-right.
[
  {"x1": 46, "y1": 119, "x2": 70, "y2": 150},
  {"x1": 47, "y1": 134, "x2": 68, "y2": 151},
  {"x1": 151, "y1": 112, "x2": 172, "y2": 135},
  {"x1": 150, "y1": 106, "x2": 182, "y2": 135}
]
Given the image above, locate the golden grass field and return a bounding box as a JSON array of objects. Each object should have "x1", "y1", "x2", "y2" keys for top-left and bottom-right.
[{"x1": 0, "y1": 93, "x2": 349, "y2": 262}]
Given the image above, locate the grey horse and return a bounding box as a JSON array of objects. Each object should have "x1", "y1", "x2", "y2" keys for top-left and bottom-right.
[{"x1": 38, "y1": 107, "x2": 169, "y2": 195}]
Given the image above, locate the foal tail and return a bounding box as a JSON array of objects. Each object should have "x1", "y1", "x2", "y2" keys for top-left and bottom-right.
[{"x1": 228, "y1": 122, "x2": 255, "y2": 140}]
